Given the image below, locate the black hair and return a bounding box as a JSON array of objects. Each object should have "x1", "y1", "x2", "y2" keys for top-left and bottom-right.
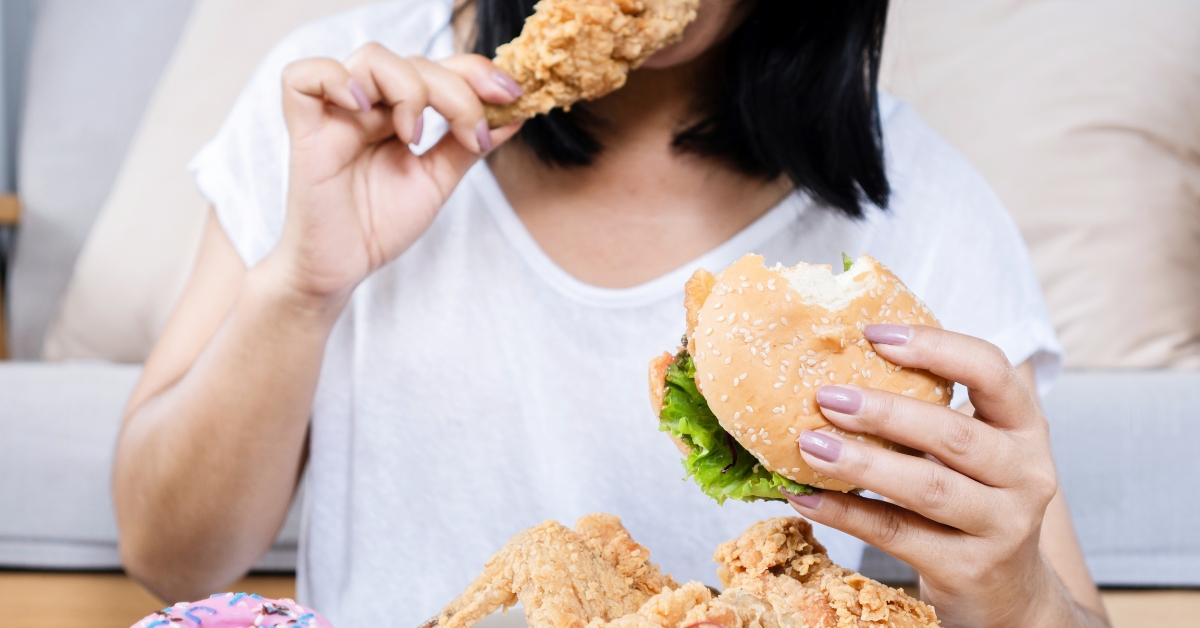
[{"x1": 470, "y1": 0, "x2": 891, "y2": 218}]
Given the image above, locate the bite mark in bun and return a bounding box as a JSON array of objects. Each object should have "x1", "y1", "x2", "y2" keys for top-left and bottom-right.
[{"x1": 651, "y1": 254, "x2": 953, "y2": 502}]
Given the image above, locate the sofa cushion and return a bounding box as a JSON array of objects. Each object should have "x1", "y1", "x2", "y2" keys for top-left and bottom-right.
[
  {"x1": 43, "y1": 0, "x2": 382, "y2": 362},
  {"x1": 0, "y1": 362, "x2": 300, "y2": 571},
  {"x1": 7, "y1": 0, "x2": 195, "y2": 359},
  {"x1": 880, "y1": 0, "x2": 1200, "y2": 368}
]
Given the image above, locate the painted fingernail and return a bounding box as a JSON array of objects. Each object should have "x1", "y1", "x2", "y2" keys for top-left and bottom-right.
[
  {"x1": 411, "y1": 115, "x2": 424, "y2": 145},
  {"x1": 799, "y1": 430, "x2": 843, "y2": 463},
  {"x1": 817, "y1": 385, "x2": 863, "y2": 415},
  {"x1": 492, "y1": 70, "x2": 524, "y2": 99},
  {"x1": 782, "y1": 488, "x2": 823, "y2": 510},
  {"x1": 347, "y1": 78, "x2": 371, "y2": 112},
  {"x1": 865, "y1": 324, "x2": 912, "y2": 346},
  {"x1": 475, "y1": 119, "x2": 493, "y2": 153}
]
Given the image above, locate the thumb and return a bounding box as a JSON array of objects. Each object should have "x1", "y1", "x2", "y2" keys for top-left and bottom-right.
[{"x1": 418, "y1": 120, "x2": 524, "y2": 192}]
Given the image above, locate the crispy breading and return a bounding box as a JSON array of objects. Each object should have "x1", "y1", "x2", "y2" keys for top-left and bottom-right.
[
  {"x1": 575, "y1": 513, "x2": 679, "y2": 596},
  {"x1": 437, "y1": 516, "x2": 665, "y2": 628},
  {"x1": 436, "y1": 516, "x2": 937, "y2": 628},
  {"x1": 715, "y1": 519, "x2": 940, "y2": 628},
  {"x1": 486, "y1": 0, "x2": 699, "y2": 127}
]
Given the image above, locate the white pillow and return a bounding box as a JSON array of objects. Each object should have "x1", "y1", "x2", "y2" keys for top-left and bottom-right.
[
  {"x1": 44, "y1": 0, "x2": 382, "y2": 362},
  {"x1": 880, "y1": 0, "x2": 1200, "y2": 368}
]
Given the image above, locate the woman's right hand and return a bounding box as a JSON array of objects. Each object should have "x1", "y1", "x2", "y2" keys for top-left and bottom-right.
[{"x1": 271, "y1": 44, "x2": 524, "y2": 302}]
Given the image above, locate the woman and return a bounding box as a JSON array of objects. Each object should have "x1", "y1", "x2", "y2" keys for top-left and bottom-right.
[{"x1": 113, "y1": 0, "x2": 1109, "y2": 626}]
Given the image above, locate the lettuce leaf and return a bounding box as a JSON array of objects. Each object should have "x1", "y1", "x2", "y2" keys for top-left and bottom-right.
[{"x1": 658, "y1": 351, "x2": 814, "y2": 504}]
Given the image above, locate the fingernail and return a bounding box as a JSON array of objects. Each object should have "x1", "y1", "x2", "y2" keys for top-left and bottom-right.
[
  {"x1": 475, "y1": 119, "x2": 493, "y2": 153},
  {"x1": 492, "y1": 70, "x2": 524, "y2": 99},
  {"x1": 347, "y1": 78, "x2": 371, "y2": 112},
  {"x1": 799, "y1": 430, "x2": 843, "y2": 463},
  {"x1": 865, "y1": 324, "x2": 912, "y2": 346},
  {"x1": 411, "y1": 115, "x2": 424, "y2": 145},
  {"x1": 817, "y1": 385, "x2": 863, "y2": 415},
  {"x1": 782, "y1": 488, "x2": 823, "y2": 510}
]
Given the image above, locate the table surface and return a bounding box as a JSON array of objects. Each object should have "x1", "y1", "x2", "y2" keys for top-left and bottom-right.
[{"x1": 1, "y1": 572, "x2": 1196, "y2": 628}]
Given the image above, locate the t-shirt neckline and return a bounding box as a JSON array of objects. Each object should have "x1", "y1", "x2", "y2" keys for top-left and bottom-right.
[{"x1": 469, "y1": 163, "x2": 810, "y2": 309}]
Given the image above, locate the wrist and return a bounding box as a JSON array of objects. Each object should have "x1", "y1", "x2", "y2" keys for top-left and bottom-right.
[
  {"x1": 1014, "y1": 559, "x2": 1106, "y2": 628},
  {"x1": 245, "y1": 252, "x2": 352, "y2": 327}
]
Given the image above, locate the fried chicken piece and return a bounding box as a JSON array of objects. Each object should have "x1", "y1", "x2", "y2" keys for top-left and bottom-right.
[
  {"x1": 436, "y1": 515, "x2": 935, "y2": 628},
  {"x1": 436, "y1": 516, "x2": 670, "y2": 628},
  {"x1": 575, "y1": 513, "x2": 679, "y2": 596},
  {"x1": 715, "y1": 518, "x2": 940, "y2": 628},
  {"x1": 486, "y1": 0, "x2": 700, "y2": 127}
]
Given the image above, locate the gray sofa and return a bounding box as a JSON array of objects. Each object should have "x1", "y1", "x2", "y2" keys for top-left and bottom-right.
[{"x1": 0, "y1": 0, "x2": 1197, "y2": 587}]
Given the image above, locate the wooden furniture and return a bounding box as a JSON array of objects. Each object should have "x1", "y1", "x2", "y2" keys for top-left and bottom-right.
[{"x1": 0, "y1": 193, "x2": 20, "y2": 360}]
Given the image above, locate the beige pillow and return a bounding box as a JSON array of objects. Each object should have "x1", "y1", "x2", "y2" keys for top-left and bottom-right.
[
  {"x1": 880, "y1": 0, "x2": 1200, "y2": 368},
  {"x1": 44, "y1": 0, "x2": 380, "y2": 362}
]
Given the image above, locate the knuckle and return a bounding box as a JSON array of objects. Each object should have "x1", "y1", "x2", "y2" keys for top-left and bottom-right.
[
  {"x1": 873, "y1": 507, "x2": 905, "y2": 547},
  {"x1": 942, "y1": 416, "x2": 977, "y2": 459},
  {"x1": 920, "y1": 467, "x2": 954, "y2": 511}
]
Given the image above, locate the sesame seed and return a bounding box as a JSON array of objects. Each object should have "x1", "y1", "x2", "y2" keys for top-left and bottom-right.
[
  {"x1": 714, "y1": 302, "x2": 722, "y2": 309},
  {"x1": 812, "y1": 324, "x2": 818, "y2": 333},
  {"x1": 743, "y1": 312, "x2": 750, "y2": 321},
  {"x1": 734, "y1": 379, "x2": 739, "y2": 386},
  {"x1": 713, "y1": 349, "x2": 720, "y2": 356},
  {"x1": 706, "y1": 328, "x2": 713, "y2": 335},
  {"x1": 768, "y1": 323, "x2": 777, "y2": 330},
  {"x1": 708, "y1": 373, "x2": 714, "y2": 381},
  {"x1": 820, "y1": 360, "x2": 829, "y2": 368},
  {"x1": 768, "y1": 284, "x2": 775, "y2": 291},
  {"x1": 821, "y1": 317, "x2": 830, "y2": 324},
  {"x1": 852, "y1": 362, "x2": 858, "y2": 370},
  {"x1": 745, "y1": 405, "x2": 753, "y2": 412},
  {"x1": 782, "y1": 360, "x2": 791, "y2": 366},
  {"x1": 887, "y1": 297, "x2": 895, "y2": 304},
  {"x1": 753, "y1": 319, "x2": 763, "y2": 325},
  {"x1": 739, "y1": 276, "x2": 746, "y2": 280},
  {"x1": 764, "y1": 440, "x2": 772, "y2": 445},
  {"x1": 717, "y1": 316, "x2": 725, "y2": 322},
  {"x1": 802, "y1": 407, "x2": 810, "y2": 415},
  {"x1": 750, "y1": 434, "x2": 757, "y2": 442},
  {"x1": 807, "y1": 350, "x2": 816, "y2": 356},
  {"x1": 781, "y1": 317, "x2": 788, "y2": 326},
  {"x1": 788, "y1": 428, "x2": 797, "y2": 435},
  {"x1": 757, "y1": 283, "x2": 764, "y2": 291},
  {"x1": 778, "y1": 375, "x2": 787, "y2": 381},
  {"x1": 721, "y1": 395, "x2": 728, "y2": 401},
  {"x1": 724, "y1": 357, "x2": 731, "y2": 364},
  {"x1": 857, "y1": 436, "x2": 865, "y2": 442},
  {"x1": 785, "y1": 294, "x2": 792, "y2": 302},
  {"x1": 734, "y1": 412, "x2": 741, "y2": 419},
  {"x1": 803, "y1": 381, "x2": 811, "y2": 388},
  {"x1": 793, "y1": 385, "x2": 800, "y2": 393},
  {"x1": 861, "y1": 308, "x2": 869, "y2": 317},
  {"x1": 829, "y1": 372, "x2": 835, "y2": 381},
  {"x1": 935, "y1": 387, "x2": 943, "y2": 396},
  {"x1": 751, "y1": 347, "x2": 757, "y2": 355}
]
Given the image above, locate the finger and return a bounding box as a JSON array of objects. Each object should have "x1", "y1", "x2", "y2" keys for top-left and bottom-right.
[
  {"x1": 439, "y1": 54, "x2": 525, "y2": 105},
  {"x1": 344, "y1": 43, "x2": 429, "y2": 145},
  {"x1": 417, "y1": 120, "x2": 524, "y2": 194},
  {"x1": 815, "y1": 384, "x2": 1021, "y2": 487},
  {"x1": 281, "y1": 58, "x2": 368, "y2": 137},
  {"x1": 797, "y1": 429, "x2": 998, "y2": 534},
  {"x1": 781, "y1": 488, "x2": 956, "y2": 573},
  {"x1": 864, "y1": 325, "x2": 1037, "y2": 430},
  {"x1": 407, "y1": 56, "x2": 492, "y2": 153}
]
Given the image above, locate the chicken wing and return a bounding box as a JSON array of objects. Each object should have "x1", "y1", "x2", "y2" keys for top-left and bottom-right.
[{"x1": 485, "y1": 0, "x2": 700, "y2": 127}]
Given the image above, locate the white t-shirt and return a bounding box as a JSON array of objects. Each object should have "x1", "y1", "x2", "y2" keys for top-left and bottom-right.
[{"x1": 190, "y1": 1, "x2": 1063, "y2": 626}]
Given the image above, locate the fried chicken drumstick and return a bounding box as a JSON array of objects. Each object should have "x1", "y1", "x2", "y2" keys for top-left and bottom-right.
[
  {"x1": 485, "y1": 0, "x2": 700, "y2": 127},
  {"x1": 433, "y1": 515, "x2": 939, "y2": 628}
]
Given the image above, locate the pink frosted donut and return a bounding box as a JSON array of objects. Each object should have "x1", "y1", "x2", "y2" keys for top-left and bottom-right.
[{"x1": 131, "y1": 592, "x2": 333, "y2": 628}]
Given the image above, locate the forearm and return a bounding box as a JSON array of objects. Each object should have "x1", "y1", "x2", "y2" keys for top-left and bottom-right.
[{"x1": 114, "y1": 255, "x2": 345, "y2": 600}]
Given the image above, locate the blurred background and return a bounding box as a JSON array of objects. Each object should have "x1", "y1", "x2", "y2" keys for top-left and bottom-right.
[{"x1": 0, "y1": 0, "x2": 1197, "y2": 626}]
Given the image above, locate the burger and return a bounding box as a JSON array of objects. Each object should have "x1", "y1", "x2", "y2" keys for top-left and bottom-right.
[{"x1": 648, "y1": 253, "x2": 953, "y2": 503}]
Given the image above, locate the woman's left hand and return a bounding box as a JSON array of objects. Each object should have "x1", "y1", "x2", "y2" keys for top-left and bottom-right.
[{"x1": 784, "y1": 324, "x2": 1103, "y2": 628}]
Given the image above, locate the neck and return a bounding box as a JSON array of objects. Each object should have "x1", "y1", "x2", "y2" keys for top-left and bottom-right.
[{"x1": 486, "y1": 49, "x2": 791, "y2": 288}]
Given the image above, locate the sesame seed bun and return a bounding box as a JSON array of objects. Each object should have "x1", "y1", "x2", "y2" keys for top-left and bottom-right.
[{"x1": 669, "y1": 253, "x2": 952, "y2": 492}]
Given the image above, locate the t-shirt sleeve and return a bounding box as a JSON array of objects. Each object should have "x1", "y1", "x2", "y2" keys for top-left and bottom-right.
[{"x1": 864, "y1": 96, "x2": 1064, "y2": 403}]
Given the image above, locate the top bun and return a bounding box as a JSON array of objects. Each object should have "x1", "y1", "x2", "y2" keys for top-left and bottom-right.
[{"x1": 685, "y1": 254, "x2": 952, "y2": 492}]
